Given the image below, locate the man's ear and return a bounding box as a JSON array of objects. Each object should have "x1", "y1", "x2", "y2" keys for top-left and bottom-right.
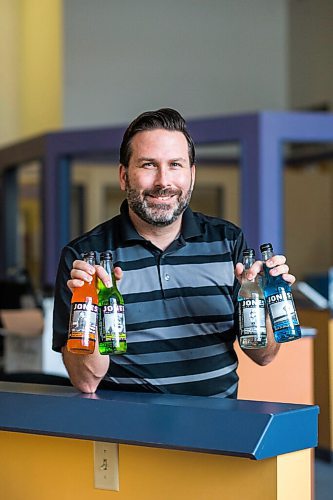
[
  {"x1": 119, "y1": 164, "x2": 127, "y2": 191},
  {"x1": 191, "y1": 163, "x2": 196, "y2": 187}
]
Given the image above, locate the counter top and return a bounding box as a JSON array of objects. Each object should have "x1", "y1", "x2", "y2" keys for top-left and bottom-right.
[{"x1": 0, "y1": 381, "x2": 318, "y2": 460}]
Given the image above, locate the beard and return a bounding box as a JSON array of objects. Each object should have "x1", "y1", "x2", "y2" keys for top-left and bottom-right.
[{"x1": 125, "y1": 177, "x2": 193, "y2": 227}]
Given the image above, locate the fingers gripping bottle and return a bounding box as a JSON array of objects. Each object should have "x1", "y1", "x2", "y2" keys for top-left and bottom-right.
[
  {"x1": 67, "y1": 251, "x2": 98, "y2": 354},
  {"x1": 238, "y1": 249, "x2": 267, "y2": 349},
  {"x1": 98, "y1": 251, "x2": 127, "y2": 355},
  {"x1": 260, "y1": 243, "x2": 301, "y2": 343}
]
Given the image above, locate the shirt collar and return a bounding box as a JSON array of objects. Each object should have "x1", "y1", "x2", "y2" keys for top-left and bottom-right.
[
  {"x1": 181, "y1": 205, "x2": 202, "y2": 239},
  {"x1": 119, "y1": 200, "x2": 145, "y2": 242}
]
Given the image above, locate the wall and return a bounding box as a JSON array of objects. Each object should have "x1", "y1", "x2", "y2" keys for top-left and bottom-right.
[
  {"x1": 19, "y1": 0, "x2": 63, "y2": 137},
  {"x1": 289, "y1": 0, "x2": 333, "y2": 109},
  {"x1": 63, "y1": 0, "x2": 288, "y2": 127},
  {"x1": 285, "y1": 161, "x2": 333, "y2": 278},
  {"x1": 0, "y1": 0, "x2": 20, "y2": 144},
  {"x1": 287, "y1": 0, "x2": 333, "y2": 278},
  {"x1": 0, "y1": 0, "x2": 63, "y2": 146}
]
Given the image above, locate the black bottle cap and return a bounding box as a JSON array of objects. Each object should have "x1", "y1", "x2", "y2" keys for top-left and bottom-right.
[
  {"x1": 260, "y1": 243, "x2": 273, "y2": 252},
  {"x1": 100, "y1": 251, "x2": 112, "y2": 260},
  {"x1": 243, "y1": 248, "x2": 255, "y2": 258},
  {"x1": 82, "y1": 251, "x2": 96, "y2": 259}
]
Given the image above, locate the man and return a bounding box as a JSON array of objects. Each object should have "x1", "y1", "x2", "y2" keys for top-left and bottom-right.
[{"x1": 53, "y1": 108, "x2": 294, "y2": 395}]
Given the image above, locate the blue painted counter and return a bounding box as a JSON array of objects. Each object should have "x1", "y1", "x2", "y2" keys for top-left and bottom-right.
[{"x1": 0, "y1": 381, "x2": 318, "y2": 460}]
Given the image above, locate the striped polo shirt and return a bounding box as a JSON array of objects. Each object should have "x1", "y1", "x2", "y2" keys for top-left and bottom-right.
[{"x1": 53, "y1": 201, "x2": 246, "y2": 397}]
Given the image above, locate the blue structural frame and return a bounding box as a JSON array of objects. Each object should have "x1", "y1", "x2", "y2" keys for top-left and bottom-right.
[{"x1": 1, "y1": 111, "x2": 333, "y2": 288}]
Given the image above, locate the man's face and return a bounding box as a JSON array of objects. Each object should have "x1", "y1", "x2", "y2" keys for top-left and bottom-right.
[{"x1": 119, "y1": 129, "x2": 195, "y2": 227}]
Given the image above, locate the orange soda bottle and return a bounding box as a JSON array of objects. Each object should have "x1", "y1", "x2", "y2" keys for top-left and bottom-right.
[{"x1": 67, "y1": 251, "x2": 98, "y2": 354}]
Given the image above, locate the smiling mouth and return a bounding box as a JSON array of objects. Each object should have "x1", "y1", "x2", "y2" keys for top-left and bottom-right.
[
  {"x1": 148, "y1": 194, "x2": 175, "y2": 200},
  {"x1": 142, "y1": 186, "x2": 183, "y2": 206},
  {"x1": 144, "y1": 189, "x2": 179, "y2": 202}
]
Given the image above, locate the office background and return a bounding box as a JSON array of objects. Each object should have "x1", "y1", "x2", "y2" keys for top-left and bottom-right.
[
  {"x1": 1, "y1": 0, "x2": 332, "y2": 295},
  {"x1": 1, "y1": 2, "x2": 333, "y2": 498}
]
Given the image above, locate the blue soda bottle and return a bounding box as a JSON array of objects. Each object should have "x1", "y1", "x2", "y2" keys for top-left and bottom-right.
[{"x1": 260, "y1": 243, "x2": 301, "y2": 343}]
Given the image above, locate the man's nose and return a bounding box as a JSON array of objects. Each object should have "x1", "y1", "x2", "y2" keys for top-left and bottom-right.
[{"x1": 154, "y1": 166, "x2": 170, "y2": 187}]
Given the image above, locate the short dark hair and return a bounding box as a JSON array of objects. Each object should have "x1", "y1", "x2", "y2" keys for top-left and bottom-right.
[{"x1": 119, "y1": 108, "x2": 195, "y2": 168}]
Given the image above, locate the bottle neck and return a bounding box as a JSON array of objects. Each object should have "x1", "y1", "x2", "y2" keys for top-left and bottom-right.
[
  {"x1": 261, "y1": 248, "x2": 275, "y2": 284},
  {"x1": 84, "y1": 256, "x2": 96, "y2": 267},
  {"x1": 101, "y1": 259, "x2": 116, "y2": 286},
  {"x1": 242, "y1": 256, "x2": 255, "y2": 283},
  {"x1": 243, "y1": 256, "x2": 255, "y2": 271},
  {"x1": 84, "y1": 255, "x2": 96, "y2": 287},
  {"x1": 81, "y1": 255, "x2": 97, "y2": 298},
  {"x1": 261, "y1": 249, "x2": 274, "y2": 262}
]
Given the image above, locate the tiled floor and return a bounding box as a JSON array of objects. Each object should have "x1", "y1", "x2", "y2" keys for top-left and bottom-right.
[{"x1": 315, "y1": 459, "x2": 333, "y2": 499}]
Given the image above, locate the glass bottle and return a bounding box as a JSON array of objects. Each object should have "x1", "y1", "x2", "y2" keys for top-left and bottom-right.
[
  {"x1": 260, "y1": 243, "x2": 301, "y2": 343},
  {"x1": 67, "y1": 251, "x2": 98, "y2": 354},
  {"x1": 238, "y1": 248, "x2": 267, "y2": 349},
  {"x1": 98, "y1": 251, "x2": 127, "y2": 355}
]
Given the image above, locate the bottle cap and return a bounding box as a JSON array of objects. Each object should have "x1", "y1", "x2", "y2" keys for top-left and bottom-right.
[
  {"x1": 100, "y1": 251, "x2": 112, "y2": 260},
  {"x1": 260, "y1": 243, "x2": 273, "y2": 252},
  {"x1": 243, "y1": 248, "x2": 255, "y2": 258},
  {"x1": 82, "y1": 251, "x2": 96, "y2": 259}
]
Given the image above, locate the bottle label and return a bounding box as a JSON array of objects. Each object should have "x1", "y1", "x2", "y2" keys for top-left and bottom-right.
[
  {"x1": 100, "y1": 298, "x2": 126, "y2": 343},
  {"x1": 266, "y1": 290, "x2": 299, "y2": 328},
  {"x1": 68, "y1": 299, "x2": 98, "y2": 341},
  {"x1": 239, "y1": 298, "x2": 266, "y2": 336}
]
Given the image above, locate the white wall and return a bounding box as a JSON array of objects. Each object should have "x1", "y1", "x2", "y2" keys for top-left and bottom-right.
[{"x1": 63, "y1": 0, "x2": 288, "y2": 127}]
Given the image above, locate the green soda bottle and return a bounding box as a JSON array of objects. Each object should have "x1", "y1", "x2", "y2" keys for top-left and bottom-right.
[{"x1": 98, "y1": 251, "x2": 127, "y2": 354}]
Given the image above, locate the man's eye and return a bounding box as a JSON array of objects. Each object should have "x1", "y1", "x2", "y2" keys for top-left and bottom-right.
[
  {"x1": 142, "y1": 162, "x2": 155, "y2": 168},
  {"x1": 170, "y1": 162, "x2": 182, "y2": 168}
]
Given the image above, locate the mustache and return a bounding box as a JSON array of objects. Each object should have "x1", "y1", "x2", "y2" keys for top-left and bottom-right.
[{"x1": 143, "y1": 188, "x2": 181, "y2": 197}]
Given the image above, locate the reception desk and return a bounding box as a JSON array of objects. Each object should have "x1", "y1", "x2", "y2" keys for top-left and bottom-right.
[
  {"x1": 236, "y1": 331, "x2": 315, "y2": 404},
  {"x1": 298, "y1": 309, "x2": 333, "y2": 460},
  {"x1": 0, "y1": 382, "x2": 318, "y2": 499}
]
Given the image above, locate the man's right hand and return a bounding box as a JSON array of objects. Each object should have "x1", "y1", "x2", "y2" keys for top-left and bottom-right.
[{"x1": 67, "y1": 259, "x2": 123, "y2": 293}]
